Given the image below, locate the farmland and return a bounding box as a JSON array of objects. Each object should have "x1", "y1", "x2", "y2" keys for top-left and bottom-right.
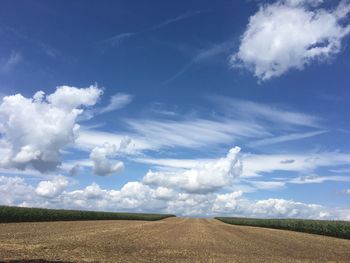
[
  {"x1": 0, "y1": 206, "x2": 175, "y2": 223},
  {"x1": 0, "y1": 217, "x2": 350, "y2": 262},
  {"x1": 215, "y1": 217, "x2": 350, "y2": 239}
]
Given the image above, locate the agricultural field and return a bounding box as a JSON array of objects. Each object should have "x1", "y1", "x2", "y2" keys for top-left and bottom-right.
[
  {"x1": 215, "y1": 217, "x2": 350, "y2": 239},
  {"x1": 0, "y1": 217, "x2": 350, "y2": 262},
  {"x1": 0, "y1": 206, "x2": 175, "y2": 223}
]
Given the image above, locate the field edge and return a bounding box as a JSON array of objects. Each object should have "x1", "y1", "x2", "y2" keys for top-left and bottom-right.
[
  {"x1": 215, "y1": 216, "x2": 350, "y2": 240},
  {"x1": 0, "y1": 205, "x2": 175, "y2": 223}
]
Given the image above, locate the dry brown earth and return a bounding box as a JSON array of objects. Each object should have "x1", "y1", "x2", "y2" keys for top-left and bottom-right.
[{"x1": 0, "y1": 217, "x2": 349, "y2": 262}]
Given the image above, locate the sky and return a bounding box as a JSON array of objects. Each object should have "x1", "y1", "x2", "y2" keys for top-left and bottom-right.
[{"x1": 0, "y1": 0, "x2": 350, "y2": 219}]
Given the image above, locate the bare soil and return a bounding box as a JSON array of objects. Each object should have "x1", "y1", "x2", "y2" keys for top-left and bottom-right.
[{"x1": 0, "y1": 217, "x2": 349, "y2": 262}]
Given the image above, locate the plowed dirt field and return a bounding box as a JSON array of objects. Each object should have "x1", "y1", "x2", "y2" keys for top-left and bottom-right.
[{"x1": 0, "y1": 218, "x2": 349, "y2": 262}]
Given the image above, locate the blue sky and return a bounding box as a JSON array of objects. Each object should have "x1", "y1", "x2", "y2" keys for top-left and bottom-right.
[{"x1": 0, "y1": 0, "x2": 350, "y2": 219}]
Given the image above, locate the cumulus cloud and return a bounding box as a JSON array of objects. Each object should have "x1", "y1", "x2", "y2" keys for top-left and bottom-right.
[
  {"x1": 231, "y1": 0, "x2": 350, "y2": 80},
  {"x1": 35, "y1": 176, "x2": 69, "y2": 198},
  {"x1": 0, "y1": 176, "x2": 34, "y2": 205},
  {"x1": 1, "y1": 175, "x2": 348, "y2": 219},
  {"x1": 68, "y1": 183, "x2": 338, "y2": 219},
  {"x1": 69, "y1": 164, "x2": 82, "y2": 176},
  {"x1": 46, "y1": 85, "x2": 102, "y2": 111},
  {"x1": 143, "y1": 147, "x2": 242, "y2": 194},
  {"x1": 0, "y1": 85, "x2": 102, "y2": 172},
  {"x1": 247, "y1": 198, "x2": 330, "y2": 219},
  {"x1": 89, "y1": 137, "x2": 132, "y2": 176},
  {"x1": 63, "y1": 181, "x2": 172, "y2": 212}
]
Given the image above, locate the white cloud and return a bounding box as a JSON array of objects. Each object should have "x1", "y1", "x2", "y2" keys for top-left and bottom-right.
[
  {"x1": 69, "y1": 164, "x2": 82, "y2": 176},
  {"x1": 211, "y1": 191, "x2": 244, "y2": 213},
  {"x1": 247, "y1": 198, "x2": 330, "y2": 219},
  {"x1": 0, "y1": 176, "x2": 34, "y2": 205},
  {"x1": 153, "y1": 186, "x2": 176, "y2": 200},
  {"x1": 231, "y1": 0, "x2": 350, "y2": 80},
  {"x1": 47, "y1": 85, "x2": 102, "y2": 111},
  {"x1": 143, "y1": 147, "x2": 242, "y2": 194},
  {"x1": 209, "y1": 194, "x2": 330, "y2": 219},
  {"x1": 89, "y1": 142, "x2": 126, "y2": 176},
  {"x1": 285, "y1": 0, "x2": 323, "y2": 6},
  {"x1": 62, "y1": 181, "x2": 171, "y2": 212},
  {"x1": 1, "y1": 175, "x2": 349, "y2": 220},
  {"x1": 35, "y1": 176, "x2": 69, "y2": 198},
  {"x1": 88, "y1": 137, "x2": 132, "y2": 176},
  {"x1": 0, "y1": 85, "x2": 102, "y2": 172}
]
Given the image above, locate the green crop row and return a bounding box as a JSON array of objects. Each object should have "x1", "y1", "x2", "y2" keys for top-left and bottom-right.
[
  {"x1": 0, "y1": 206, "x2": 175, "y2": 223},
  {"x1": 215, "y1": 217, "x2": 350, "y2": 240}
]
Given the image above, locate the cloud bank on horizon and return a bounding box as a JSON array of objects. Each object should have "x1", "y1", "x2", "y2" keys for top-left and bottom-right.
[
  {"x1": 0, "y1": 0, "x2": 349, "y2": 219},
  {"x1": 1, "y1": 85, "x2": 349, "y2": 220}
]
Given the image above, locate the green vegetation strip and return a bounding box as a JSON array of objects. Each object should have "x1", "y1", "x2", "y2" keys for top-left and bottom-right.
[
  {"x1": 215, "y1": 217, "x2": 350, "y2": 240},
  {"x1": 0, "y1": 206, "x2": 175, "y2": 223}
]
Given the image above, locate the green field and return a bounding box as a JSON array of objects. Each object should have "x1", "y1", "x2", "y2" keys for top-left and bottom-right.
[
  {"x1": 0, "y1": 206, "x2": 175, "y2": 223},
  {"x1": 215, "y1": 217, "x2": 350, "y2": 239}
]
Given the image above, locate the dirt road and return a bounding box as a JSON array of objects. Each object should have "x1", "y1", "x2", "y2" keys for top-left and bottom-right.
[{"x1": 0, "y1": 217, "x2": 349, "y2": 262}]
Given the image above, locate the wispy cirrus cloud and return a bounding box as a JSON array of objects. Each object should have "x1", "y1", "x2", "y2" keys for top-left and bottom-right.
[
  {"x1": 244, "y1": 174, "x2": 350, "y2": 192},
  {"x1": 0, "y1": 51, "x2": 21, "y2": 74},
  {"x1": 103, "y1": 10, "x2": 205, "y2": 47},
  {"x1": 124, "y1": 117, "x2": 268, "y2": 149},
  {"x1": 75, "y1": 97, "x2": 323, "y2": 153},
  {"x1": 75, "y1": 117, "x2": 268, "y2": 153},
  {"x1": 210, "y1": 96, "x2": 322, "y2": 128},
  {"x1": 248, "y1": 130, "x2": 327, "y2": 147},
  {"x1": 80, "y1": 93, "x2": 133, "y2": 121},
  {"x1": 99, "y1": 93, "x2": 133, "y2": 113},
  {"x1": 163, "y1": 41, "x2": 234, "y2": 84},
  {"x1": 0, "y1": 25, "x2": 61, "y2": 59},
  {"x1": 289, "y1": 175, "x2": 350, "y2": 184},
  {"x1": 133, "y1": 150, "x2": 350, "y2": 179},
  {"x1": 243, "y1": 151, "x2": 350, "y2": 177}
]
